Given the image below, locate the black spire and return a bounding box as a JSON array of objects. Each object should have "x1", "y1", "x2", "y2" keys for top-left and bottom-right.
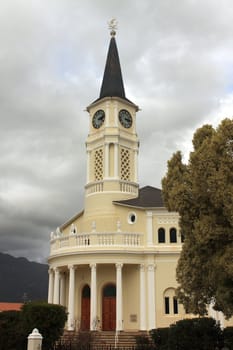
[
  {"x1": 87, "y1": 21, "x2": 138, "y2": 110},
  {"x1": 99, "y1": 34, "x2": 126, "y2": 100}
]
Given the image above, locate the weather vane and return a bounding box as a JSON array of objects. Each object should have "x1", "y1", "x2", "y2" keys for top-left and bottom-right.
[{"x1": 108, "y1": 18, "x2": 118, "y2": 36}]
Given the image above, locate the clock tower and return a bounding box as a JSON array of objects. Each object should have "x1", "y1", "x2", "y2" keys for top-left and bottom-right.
[{"x1": 85, "y1": 28, "x2": 139, "y2": 213}]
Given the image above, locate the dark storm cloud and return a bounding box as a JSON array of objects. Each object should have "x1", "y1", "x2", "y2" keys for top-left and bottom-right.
[{"x1": 0, "y1": 0, "x2": 232, "y2": 261}]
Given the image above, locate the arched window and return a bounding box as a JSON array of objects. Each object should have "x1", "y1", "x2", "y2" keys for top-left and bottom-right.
[
  {"x1": 158, "y1": 228, "x2": 165, "y2": 243},
  {"x1": 163, "y1": 288, "x2": 178, "y2": 315},
  {"x1": 170, "y1": 228, "x2": 177, "y2": 243}
]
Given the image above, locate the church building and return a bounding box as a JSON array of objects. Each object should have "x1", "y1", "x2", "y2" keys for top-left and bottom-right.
[{"x1": 47, "y1": 26, "x2": 229, "y2": 332}]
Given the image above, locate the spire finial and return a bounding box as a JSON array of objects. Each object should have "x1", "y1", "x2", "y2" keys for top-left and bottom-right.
[{"x1": 108, "y1": 18, "x2": 117, "y2": 36}]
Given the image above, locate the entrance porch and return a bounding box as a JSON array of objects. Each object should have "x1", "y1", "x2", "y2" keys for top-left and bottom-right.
[{"x1": 48, "y1": 262, "x2": 156, "y2": 332}]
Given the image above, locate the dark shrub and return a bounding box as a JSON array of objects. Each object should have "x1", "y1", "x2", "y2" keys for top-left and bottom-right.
[
  {"x1": 149, "y1": 328, "x2": 169, "y2": 350},
  {"x1": 167, "y1": 317, "x2": 222, "y2": 350},
  {"x1": 22, "y1": 302, "x2": 67, "y2": 350},
  {"x1": 223, "y1": 327, "x2": 233, "y2": 350},
  {"x1": 0, "y1": 310, "x2": 25, "y2": 350},
  {"x1": 135, "y1": 334, "x2": 154, "y2": 350}
]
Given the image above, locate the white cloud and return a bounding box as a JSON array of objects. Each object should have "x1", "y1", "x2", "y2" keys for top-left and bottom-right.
[{"x1": 0, "y1": 0, "x2": 232, "y2": 262}]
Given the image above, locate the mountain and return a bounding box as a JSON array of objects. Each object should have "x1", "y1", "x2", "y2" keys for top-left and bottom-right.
[{"x1": 0, "y1": 252, "x2": 48, "y2": 302}]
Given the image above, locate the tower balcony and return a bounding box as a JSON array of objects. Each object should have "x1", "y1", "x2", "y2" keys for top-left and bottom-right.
[{"x1": 85, "y1": 180, "x2": 139, "y2": 195}]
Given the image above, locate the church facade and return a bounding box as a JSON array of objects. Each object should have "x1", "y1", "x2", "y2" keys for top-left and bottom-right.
[{"x1": 47, "y1": 29, "x2": 229, "y2": 332}]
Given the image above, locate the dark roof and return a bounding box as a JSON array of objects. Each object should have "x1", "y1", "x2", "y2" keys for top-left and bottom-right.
[
  {"x1": 87, "y1": 34, "x2": 137, "y2": 109},
  {"x1": 114, "y1": 186, "x2": 164, "y2": 208},
  {"x1": 99, "y1": 35, "x2": 125, "y2": 100}
]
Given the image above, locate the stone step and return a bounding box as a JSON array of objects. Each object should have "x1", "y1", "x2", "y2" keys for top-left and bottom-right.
[{"x1": 60, "y1": 330, "x2": 149, "y2": 347}]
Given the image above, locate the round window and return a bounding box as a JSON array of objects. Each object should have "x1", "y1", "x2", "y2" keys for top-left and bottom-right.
[{"x1": 128, "y1": 212, "x2": 137, "y2": 224}]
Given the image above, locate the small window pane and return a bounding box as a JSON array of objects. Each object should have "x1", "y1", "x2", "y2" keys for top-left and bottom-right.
[
  {"x1": 158, "y1": 228, "x2": 165, "y2": 243},
  {"x1": 173, "y1": 297, "x2": 178, "y2": 314},
  {"x1": 131, "y1": 214, "x2": 136, "y2": 223},
  {"x1": 170, "y1": 228, "x2": 177, "y2": 243},
  {"x1": 165, "y1": 297, "x2": 170, "y2": 314},
  {"x1": 82, "y1": 285, "x2": 90, "y2": 298},
  {"x1": 103, "y1": 284, "x2": 116, "y2": 297}
]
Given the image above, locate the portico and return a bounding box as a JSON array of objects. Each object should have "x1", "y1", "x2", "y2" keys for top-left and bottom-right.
[{"x1": 48, "y1": 261, "x2": 157, "y2": 331}]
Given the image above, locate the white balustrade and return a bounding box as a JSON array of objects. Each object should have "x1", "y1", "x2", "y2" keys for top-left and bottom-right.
[
  {"x1": 85, "y1": 181, "x2": 104, "y2": 194},
  {"x1": 120, "y1": 181, "x2": 138, "y2": 194},
  {"x1": 124, "y1": 234, "x2": 140, "y2": 246},
  {"x1": 59, "y1": 236, "x2": 69, "y2": 247},
  {"x1": 98, "y1": 234, "x2": 115, "y2": 245},
  {"x1": 50, "y1": 231, "x2": 143, "y2": 254},
  {"x1": 76, "y1": 234, "x2": 90, "y2": 246}
]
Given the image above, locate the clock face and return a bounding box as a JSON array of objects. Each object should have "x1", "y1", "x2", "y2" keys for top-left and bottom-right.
[
  {"x1": 92, "y1": 110, "x2": 105, "y2": 129},
  {"x1": 119, "y1": 109, "x2": 132, "y2": 128}
]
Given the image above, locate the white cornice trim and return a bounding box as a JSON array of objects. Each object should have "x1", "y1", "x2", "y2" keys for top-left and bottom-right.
[{"x1": 86, "y1": 96, "x2": 139, "y2": 112}]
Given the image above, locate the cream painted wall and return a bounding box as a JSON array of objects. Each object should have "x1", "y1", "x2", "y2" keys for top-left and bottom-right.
[
  {"x1": 155, "y1": 255, "x2": 185, "y2": 328},
  {"x1": 122, "y1": 265, "x2": 140, "y2": 330}
]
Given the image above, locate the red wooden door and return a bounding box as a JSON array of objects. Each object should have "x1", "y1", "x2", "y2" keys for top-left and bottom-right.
[
  {"x1": 102, "y1": 284, "x2": 116, "y2": 331},
  {"x1": 81, "y1": 285, "x2": 90, "y2": 330},
  {"x1": 102, "y1": 297, "x2": 116, "y2": 330}
]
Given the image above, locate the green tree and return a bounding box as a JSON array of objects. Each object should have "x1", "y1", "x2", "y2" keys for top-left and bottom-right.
[
  {"x1": 0, "y1": 303, "x2": 67, "y2": 350},
  {"x1": 22, "y1": 302, "x2": 67, "y2": 350},
  {"x1": 162, "y1": 118, "x2": 233, "y2": 317}
]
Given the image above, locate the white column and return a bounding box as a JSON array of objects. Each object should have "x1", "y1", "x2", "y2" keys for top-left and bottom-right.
[
  {"x1": 114, "y1": 143, "x2": 119, "y2": 178},
  {"x1": 147, "y1": 264, "x2": 156, "y2": 329},
  {"x1": 68, "y1": 265, "x2": 76, "y2": 330},
  {"x1": 48, "y1": 269, "x2": 54, "y2": 303},
  {"x1": 140, "y1": 264, "x2": 146, "y2": 330},
  {"x1": 53, "y1": 268, "x2": 60, "y2": 304},
  {"x1": 90, "y1": 263, "x2": 97, "y2": 330},
  {"x1": 60, "y1": 272, "x2": 66, "y2": 306},
  {"x1": 146, "y1": 211, "x2": 153, "y2": 246},
  {"x1": 116, "y1": 263, "x2": 123, "y2": 331},
  {"x1": 104, "y1": 143, "x2": 109, "y2": 178}
]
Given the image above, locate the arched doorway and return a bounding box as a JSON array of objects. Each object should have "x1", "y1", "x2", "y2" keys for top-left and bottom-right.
[
  {"x1": 81, "y1": 284, "x2": 90, "y2": 330},
  {"x1": 102, "y1": 283, "x2": 116, "y2": 331}
]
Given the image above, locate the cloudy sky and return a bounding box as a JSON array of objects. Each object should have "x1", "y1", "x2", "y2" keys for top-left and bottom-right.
[{"x1": 0, "y1": 0, "x2": 233, "y2": 263}]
